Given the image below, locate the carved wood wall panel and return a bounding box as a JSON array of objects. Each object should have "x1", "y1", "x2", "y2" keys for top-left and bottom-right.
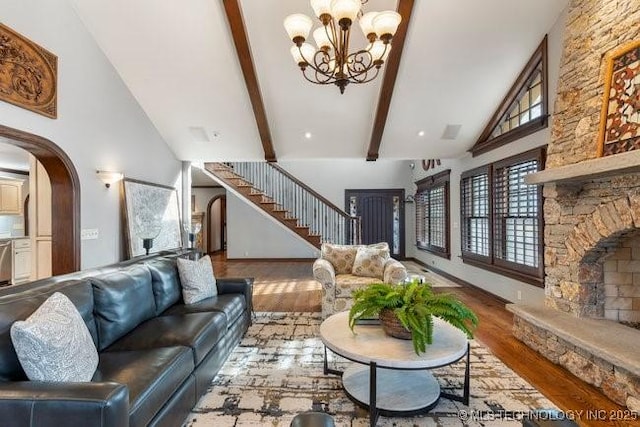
[{"x1": 0, "y1": 23, "x2": 57, "y2": 119}]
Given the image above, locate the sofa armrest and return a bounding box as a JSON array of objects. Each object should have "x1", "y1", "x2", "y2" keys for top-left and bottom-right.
[
  {"x1": 0, "y1": 381, "x2": 129, "y2": 427},
  {"x1": 217, "y1": 277, "x2": 254, "y2": 316},
  {"x1": 312, "y1": 259, "x2": 335, "y2": 284},
  {"x1": 383, "y1": 258, "x2": 407, "y2": 284}
]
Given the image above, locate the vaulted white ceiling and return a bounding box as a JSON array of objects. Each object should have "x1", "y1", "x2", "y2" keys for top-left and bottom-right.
[{"x1": 70, "y1": 0, "x2": 567, "y2": 161}]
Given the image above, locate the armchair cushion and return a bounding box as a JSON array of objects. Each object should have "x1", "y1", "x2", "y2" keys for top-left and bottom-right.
[
  {"x1": 320, "y1": 242, "x2": 389, "y2": 275},
  {"x1": 351, "y1": 246, "x2": 389, "y2": 279},
  {"x1": 320, "y1": 244, "x2": 358, "y2": 275}
]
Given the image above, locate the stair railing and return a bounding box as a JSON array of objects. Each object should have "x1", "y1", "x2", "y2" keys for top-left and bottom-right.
[{"x1": 224, "y1": 162, "x2": 361, "y2": 245}]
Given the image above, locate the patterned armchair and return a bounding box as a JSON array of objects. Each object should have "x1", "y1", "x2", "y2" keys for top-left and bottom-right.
[{"x1": 313, "y1": 243, "x2": 407, "y2": 318}]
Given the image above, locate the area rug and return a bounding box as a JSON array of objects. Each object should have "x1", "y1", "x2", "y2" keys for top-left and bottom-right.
[{"x1": 184, "y1": 313, "x2": 556, "y2": 426}]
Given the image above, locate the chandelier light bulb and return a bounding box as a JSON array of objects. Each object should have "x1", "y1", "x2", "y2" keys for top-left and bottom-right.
[
  {"x1": 313, "y1": 27, "x2": 333, "y2": 51},
  {"x1": 368, "y1": 40, "x2": 390, "y2": 63},
  {"x1": 372, "y1": 11, "x2": 402, "y2": 39},
  {"x1": 310, "y1": 0, "x2": 332, "y2": 18},
  {"x1": 330, "y1": 0, "x2": 361, "y2": 23},
  {"x1": 359, "y1": 11, "x2": 378, "y2": 40},
  {"x1": 284, "y1": 14, "x2": 313, "y2": 43},
  {"x1": 290, "y1": 45, "x2": 305, "y2": 65},
  {"x1": 299, "y1": 43, "x2": 317, "y2": 62}
]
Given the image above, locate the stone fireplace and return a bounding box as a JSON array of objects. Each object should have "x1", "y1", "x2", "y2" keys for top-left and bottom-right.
[{"x1": 506, "y1": 0, "x2": 640, "y2": 411}]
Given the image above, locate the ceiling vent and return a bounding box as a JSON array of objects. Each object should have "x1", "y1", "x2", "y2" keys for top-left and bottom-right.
[
  {"x1": 441, "y1": 124, "x2": 462, "y2": 140},
  {"x1": 189, "y1": 126, "x2": 210, "y2": 142}
]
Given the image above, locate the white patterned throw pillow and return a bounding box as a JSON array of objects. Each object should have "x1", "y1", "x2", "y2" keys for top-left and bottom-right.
[
  {"x1": 351, "y1": 246, "x2": 390, "y2": 279},
  {"x1": 10, "y1": 292, "x2": 99, "y2": 382},
  {"x1": 177, "y1": 255, "x2": 217, "y2": 305}
]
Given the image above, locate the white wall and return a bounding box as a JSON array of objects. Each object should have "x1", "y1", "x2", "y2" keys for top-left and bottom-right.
[
  {"x1": 226, "y1": 192, "x2": 318, "y2": 259},
  {"x1": 227, "y1": 160, "x2": 414, "y2": 258},
  {"x1": 407, "y1": 7, "x2": 568, "y2": 305},
  {"x1": 0, "y1": 0, "x2": 181, "y2": 268}
]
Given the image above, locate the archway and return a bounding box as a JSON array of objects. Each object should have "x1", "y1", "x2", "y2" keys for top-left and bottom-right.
[
  {"x1": 0, "y1": 124, "x2": 80, "y2": 274},
  {"x1": 206, "y1": 194, "x2": 226, "y2": 254}
]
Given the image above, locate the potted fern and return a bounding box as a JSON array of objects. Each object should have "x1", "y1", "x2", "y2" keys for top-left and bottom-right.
[{"x1": 348, "y1": 280, "x2": 479, "y2": 354}]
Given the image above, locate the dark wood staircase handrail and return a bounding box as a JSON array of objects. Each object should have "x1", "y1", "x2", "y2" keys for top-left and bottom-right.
[
  {"x1": 268, "y1": 163, "x2": 355, "y2": 222},
  {"x1": 204, "y1": 162, "x2": 361, "y2": 247}
]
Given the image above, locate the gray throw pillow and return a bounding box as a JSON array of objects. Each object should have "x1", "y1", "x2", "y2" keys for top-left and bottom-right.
[
  {"x1": 10, "y1": 292, "x2": 99, "y2": 382},
  {"x1": 177, "y1": 255, "x2": 217, "y2": 304}
]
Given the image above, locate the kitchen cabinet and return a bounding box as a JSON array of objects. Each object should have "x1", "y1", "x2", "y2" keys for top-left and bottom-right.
[
  {"x1": 12, "y1": 238, "x2": 31, "y2": 285},
  {"x1": 0, "y1": 180, "x2": 22, "y2": 214}
]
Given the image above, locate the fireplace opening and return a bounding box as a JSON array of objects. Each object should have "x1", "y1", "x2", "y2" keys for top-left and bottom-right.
[{"x1": 603, "y1": 235, "x2": 640, "y2": 326}]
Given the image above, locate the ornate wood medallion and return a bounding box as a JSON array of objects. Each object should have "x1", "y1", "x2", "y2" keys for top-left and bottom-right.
[
  {"x1": 598, "y1": 40, "x2": 640, "y2": 157},
  {"x1": 0, "y1": 23, "x2": 57, "y2": 119}
]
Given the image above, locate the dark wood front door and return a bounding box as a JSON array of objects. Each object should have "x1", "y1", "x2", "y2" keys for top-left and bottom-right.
[{"x1": 345, "y1": 189, "x2": 405, "y2": 259}]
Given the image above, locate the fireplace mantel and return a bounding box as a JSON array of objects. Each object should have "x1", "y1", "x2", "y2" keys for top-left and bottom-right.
[{"x1": 525, "y1": 150, "x2": 640, "y2": 185}]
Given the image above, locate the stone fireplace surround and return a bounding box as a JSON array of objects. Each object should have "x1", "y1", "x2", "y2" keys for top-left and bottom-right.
[{"x1": 508, "y1": 150, "x2": 640, "y2": 411}]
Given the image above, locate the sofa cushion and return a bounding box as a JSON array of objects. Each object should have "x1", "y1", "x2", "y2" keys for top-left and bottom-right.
[
  {"x1": 351, "y1": 246, "x2": 389, "y2": 279},
  {"x1": 91, "y1": 266, "x2": 156, "y2": 350},
  {"x1": 164, "y1": 294, "x2": 246, "y2": 326},
  {"x1": 10, "y1": 292, "x2": 99, "y2": 382},
  {"x1": 0, "y1": 280, "x2": 97, "y2": 381},
  {"x1": 92, "y1": 346, "x2": 193, "y2": 427},
  {"x1": 106, "y1": 312, "x2": 227, "y2": 365},
  {"x1": 335, "y1": 274, "x2": 382, "y2": 297},
  {"x1": 146, "y1": 258, "x2": 182, "y2": 314},
  {"x1": 177, "y1": 256, "x2": 217, "y2": 305}
]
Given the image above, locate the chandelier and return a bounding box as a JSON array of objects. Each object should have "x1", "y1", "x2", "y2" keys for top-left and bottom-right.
[{"x1": 283, "y1": 0, "x2": 401, "y2": 94}]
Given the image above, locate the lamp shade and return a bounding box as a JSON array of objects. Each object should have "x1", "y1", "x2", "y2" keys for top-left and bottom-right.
[
  {"x1": 330, "y1": 0, "x2": 360, "y2": 22},
  {"x1": 96, "y1": 170, "x2": 123, "y2": 188},
  {"x1": 284, "y1": 14, "x2": 313, "y2": 41},
  {"x1": 368, "y1": 40, "x2": 391, "y2": 62},
  {"x1": 372, "y1": 11, "x2": 402, "y2": 37},
  {"x1": 290, "y1": 43, "x2": 316, "y2": 64},
  {"x1": 310, "y1": 0, "x2": 332, "y2": 17},
  {"x1": 359, "y1": 11, "x2": 378, "y2": 38},
  {"x1": 313, "y1": 27, "x2": 333, "y2": 50}
]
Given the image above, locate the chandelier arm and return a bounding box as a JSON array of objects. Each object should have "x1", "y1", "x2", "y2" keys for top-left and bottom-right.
[
  {"x1": 297, "y1": 46, "x2": 334, "y2": 82},
  {"x1": 301, "y1": 67, "x2": 336, "y2": 85},
  {"x1": 345, "y1": 50, "x2": 374, "y2": 80},
  {"x1": 325, "y1": 19, "x2": 340, "y2": 54},
  {"x1": 349, "y1": 65, "x2": 380, "y2": 84}
]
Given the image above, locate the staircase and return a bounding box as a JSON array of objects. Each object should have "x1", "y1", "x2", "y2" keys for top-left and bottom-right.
[{"x1": 204, "y1": 162, "x2": 361, "y2": 248}]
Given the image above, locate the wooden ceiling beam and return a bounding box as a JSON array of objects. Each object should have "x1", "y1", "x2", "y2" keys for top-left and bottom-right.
[
  {"x1": 222, "y1": 0, "x2": 277, "y2": 162},
  {"x1": 366, "y1": 0, "x2": 415, "y2": 161}
]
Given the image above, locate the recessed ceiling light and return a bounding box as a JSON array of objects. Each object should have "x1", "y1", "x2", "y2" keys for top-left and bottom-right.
[
  {"x1": 304, "y1": 132, "x2": 312, "y2": 139},
  {"x1": 418, "y1": 130, "x2": 425, "y2": 137}
]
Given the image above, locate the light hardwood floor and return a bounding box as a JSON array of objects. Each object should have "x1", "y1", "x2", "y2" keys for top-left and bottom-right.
[{"x1": 210, "y1": 253, "x2": 629, "y2": 427}]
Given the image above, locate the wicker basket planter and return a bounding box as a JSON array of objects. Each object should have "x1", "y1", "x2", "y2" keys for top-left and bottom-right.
[{"x1": 379, "y1": 308, "x2": 412, "y2": 340}]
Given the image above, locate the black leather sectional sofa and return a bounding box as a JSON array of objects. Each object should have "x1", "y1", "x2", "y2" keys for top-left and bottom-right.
[{"x1": 0, "y1": 252, "x2": 252, "y2": 427}]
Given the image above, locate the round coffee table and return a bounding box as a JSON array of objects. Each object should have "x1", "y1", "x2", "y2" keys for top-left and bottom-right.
[{"x1": 320, "y1": 311, "x2": 470, "y2": 426}]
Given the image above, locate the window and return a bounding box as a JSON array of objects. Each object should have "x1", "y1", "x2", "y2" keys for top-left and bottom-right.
[
  {"x1": 470, "y1": 36, "x2": 548, "y2": 156},
  {"x1": 415, "y1": 170, "x2": 450, "y2": 258},
  {"x1": 460, "y1": 148, "x2": 544, "y2": 286}
]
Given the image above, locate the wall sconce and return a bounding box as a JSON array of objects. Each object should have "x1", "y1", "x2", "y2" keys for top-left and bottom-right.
[
  {"x1": 96, "y1": 170, "x2": 123, "y2": 188},
  {"x1": 403, "y1": 195, "x2": 415, "y2": 204}
]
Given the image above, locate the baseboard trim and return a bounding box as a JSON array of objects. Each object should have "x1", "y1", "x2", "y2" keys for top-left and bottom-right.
[
  {"x1": 406, "y1": 257, "x2": 511, "y2": 304},
  {"x1": 225, "y1": 257, "x2": 315, "y2": 262}
]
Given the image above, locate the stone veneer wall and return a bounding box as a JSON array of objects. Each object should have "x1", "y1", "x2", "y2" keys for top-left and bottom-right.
[
  {"x1": 545, "y1": 0, "x2": 640, "y2": 168},
  {"x1": 512, "y1": 0, "x2": 640, "y2": 410}
]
